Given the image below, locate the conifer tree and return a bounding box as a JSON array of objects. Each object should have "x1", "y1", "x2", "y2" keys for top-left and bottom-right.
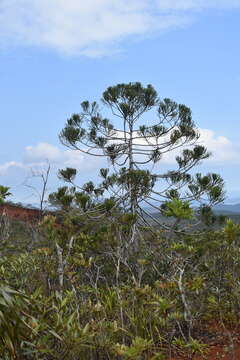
[{"x1": 58, "y1": 82, "x2": 224, "y2": 242}]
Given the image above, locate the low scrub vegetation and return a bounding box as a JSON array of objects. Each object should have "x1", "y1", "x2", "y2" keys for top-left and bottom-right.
[
  {"x1": 1, "y1": 208, "x2": 240, "y2": 359},
  {"x1": 0, "y1": 83, "x2": 238, "y2": 359}
]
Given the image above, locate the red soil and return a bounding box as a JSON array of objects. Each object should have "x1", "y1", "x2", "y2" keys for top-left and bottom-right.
[
  {"x1": 172, "y1": 344, "x2": 240, "y2": 359},
  {"x1": 199, "y1": 344, "x2": 240, "y2": 359},
  {"x1": 171, "y1": 325, "x2": 240, "y2": 360},
  {"x1": 0, "y1": 203, "x2": 42, "y2": 223}
]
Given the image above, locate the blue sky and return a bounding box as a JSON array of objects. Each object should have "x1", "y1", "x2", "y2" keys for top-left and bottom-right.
[{"x1": 0, "y1": 0, "x2": 240, "y2": 203}]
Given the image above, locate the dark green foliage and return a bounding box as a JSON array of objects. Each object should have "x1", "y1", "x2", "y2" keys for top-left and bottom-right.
[
  {"x1": 49, "y1": 186, "x2": 75, "y2": 209},
  {"x1": 58, "y1": 167, "x2": 77, "y2": 182},
  {"x1": 0, "y1": 285, "x2": 32, "y2": 358},
  {"x1": 0, "y1": 186, "x2": 11, "y2": 204}
]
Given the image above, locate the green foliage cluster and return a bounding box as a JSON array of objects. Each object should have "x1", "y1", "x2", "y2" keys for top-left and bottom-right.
[{"x1": 0, "y1": 186, "x2": 11, "y2": 205}]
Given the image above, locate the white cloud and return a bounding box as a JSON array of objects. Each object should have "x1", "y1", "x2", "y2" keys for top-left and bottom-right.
[
  {"x1": 0, "y1": 0, "x2": 179, "y2": 56},
  {"x1": 0, "y1": 134, "x2": 239, "y2": 203},
  {"x1": 24, "y1": 143, "x2": 63, "y2": 164},
  {"x1": 128, "y1": 127, "x2": 239, "y2": 165},
  {"x1": 198, "y1": 128, "x2": 239, "y2": 163},
  {"x1": 0, "y1": 143, "x2": 100, "y2": 177},
  {"x1": 157, "y1": 0, "x2": 240, "y2": 11},
  {"x1": 0, "y1": 132, "x2": 239, "y2": 180},
  {"x1": 158, "y1": 127, "x2": 238, "y2": 165},
  {"x1": 156, "y1": 127, "x2": 239, "y2": 165},
  {"x1": 0, "y1": 143, "x2": 105, "y2": 203},
  {"x1": 24, "y1": 142, "x2": 98, "y2": 170},
  {"x1": 21, "y1": 133, "x2": 240, "y2": 169},
  {"x1": 0, "y1": 161, "x2": 25, "y2": 175},
  {"x1": 0, "y1": 0, "x2": 239, "y2": 56}
]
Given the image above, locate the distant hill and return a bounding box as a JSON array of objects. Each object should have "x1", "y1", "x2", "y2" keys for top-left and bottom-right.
[
  {"x1": 143, "y1": 203, "x2": 240, "y2": 230},
  {"x1": 213, "y1": 203, "x2": 240, "y2": 214},
  {"x1": 144, "y1": 202, "x2": 240, "y2": 217}
]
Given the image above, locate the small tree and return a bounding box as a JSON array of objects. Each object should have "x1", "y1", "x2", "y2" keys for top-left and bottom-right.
[
  {"x1": 58, "y1": 82, "x2": 224, "y2": 244},
  {"x1": 0, "y1": 186, "x2": 11, "y2": 205},
  {"x1": 0, "y1": 186, "x2": 12, "y2": 246},
  {"x1": 24, "y1": 163, "x2": 51, "y2": 214}
]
